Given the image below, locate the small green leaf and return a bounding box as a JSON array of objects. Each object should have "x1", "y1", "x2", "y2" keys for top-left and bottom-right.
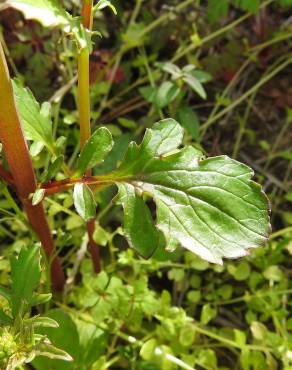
[
  {"x1": 10, "y1": 245, "x2": 41, "y2": 317},
  {"x1": 116, "y1": 184, "x2": 163, "y2": 258},
  {"x1": 183, "y1": 74, "x2": 207, "y2": 99},
  {"x1": 201, "y1": 303, "x2": 217, "y2": 325},
  {"x1": 73, "y1": 183, "x2": 96, "y2": 222},
  {"x1": 32, "y1": 189, "x2": 46, "y2": 206},
  {"x1": 77, "y1": 127, "x2": 113, "y2": 176},
  {"x1": 207, "y1": 0, "x2": 229, "y2": 23},
  {"x1": 93, "y1": 0, "x2": 117, "y2": 14},
  {"x1": 92, "y1": 223, "x2": 110, "y2": 247},
  {"x1": 36, "y1": 341, "x2": 73, "y2": 362},
  {"x1": 236, "y1": 0, "x2": 260, "y2": 12},
  {"x1": 156, "y1": 81, "x2": 180, "y2": 108},
  {"x1": 176, "y1": 106, "x2": 200, "y2": 141},
  {"x1": 42, "y1": 155, "x2": 64, "y2": 182},
  {"x1": 12, "y1": 80, "x2": 54, "y2": 153},
  {"x1": 31, "y1": 293, "x2": 52, "y2": 306},
  {"x1": 191, "y1": 70, "x2": 213, "y2": 83},
  {"x1": 24, "y1": 315, "x2": 59, "y2": 328},
  {"x1": 140, "y1": 339, "x2": 157, "y2": 360},
  {"x1": 228, "y1": 261, "x2": 250, "y2": 281},
  {"x1": 263, "y1": 265, "x2": 283, "y2": 282},
  {"x1": 6, "y1": 0, "x2": 71, "y2": 27},
  {"x1": 179, "y1": 324, "x2": 195, "y2": 347},
  {"x1": 157, "y1": 62, "x2": 182, "y2": 79}
]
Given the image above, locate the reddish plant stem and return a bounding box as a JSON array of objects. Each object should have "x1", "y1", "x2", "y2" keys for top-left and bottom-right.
[
  {"x1": 87, "y1": 219, "x2": 101, "y2": 273},
  {"x1": 79, "y1": 0, "x2": 101, "y2": 272},
  {"x1": 81, "y1": 0, "x2": 93, "y2": 30},
  {"x1": 0, "y1": 164, "x2": 14, "y2": 186},
  {"x1": 42, "y1": 175, "x2": 113, "y2": 196},
  {"x1": 0, "y1": 41, "x2": 65, "y2": 291}
]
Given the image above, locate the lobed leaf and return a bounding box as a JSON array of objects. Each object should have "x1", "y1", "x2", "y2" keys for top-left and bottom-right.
[
  {"x1": 6, "y1": 0, "x2": 71, "y2": 27},
  {"x1": 113, "y1": 119, "x2": 271, "y2": 264}
]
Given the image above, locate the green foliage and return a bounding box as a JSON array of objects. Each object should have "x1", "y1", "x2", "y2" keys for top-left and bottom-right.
[
  {"x1": 112, "y1": 119, "x2": 270, "y2": 263},
  {"x1": 6, "y1": 0, "x2": 71, "y2": 27},
  {"x1": 76, "y1": 127, "x2": 113, "y2": 177},
  {"x1": 0, "y1": 0, "x2": 291, "y2": 369},
  {"x1": 10, "y1": 245, "x2": 41, "y2": 316},
  {"x1": 0, "y1": 246, "x2": 71, "y2": 369},
  {"x1": 73, "y1": 183, "x2": 96, "y2": 222},
  {"x1": 12, "y1": 80, "x2": 55, "y2": 154}
]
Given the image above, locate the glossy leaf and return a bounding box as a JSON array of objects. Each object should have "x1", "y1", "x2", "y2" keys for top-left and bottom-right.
[
  {"x1": 32, "y1": 188, "x2": 46, "y2": 206},
  {"x1": 77, "y1": 127, "x2": 113, "y2": 176},
  {"x1": 6, "y1": 0, "x2": 71, "y2": 27},
  {"x1": 183, "y1": 74, "x2": 207, "y2": 99},
  {"x1": 12, "y1": 80, "x2": 54, "y2": 153},
  {"x1": 10, "y1": 245, "x2": 41, "y2": 317},
  {"x1": 116, "y1": 183, "x2": 163, "y2": 258},
  {"x1": 113, "y1": 119, "x2": 270, "y2": 263},
  {"x1": 24, "y1": 316, "x2": 59, "y2": 328},
  {"x1": 36, "y1": 342, "x2": 73, "y2": 362},
  {"x1": 73, "y1": 183, "x2": 96, "y2": 222}
]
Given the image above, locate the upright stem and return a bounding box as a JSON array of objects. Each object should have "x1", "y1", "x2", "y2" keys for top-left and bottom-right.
[
  {"x1": 78, "y1": 47, "x2": 91, "y2": 148},
  {"x1": 0, "y1": 42, "x2": 65, "y2": 291},
  {"x1": 78, "y1": 0, "x2": 101, "y2": 272},
  {"x1": 81, "y1": 0, "x2": 93, "y2": 30}
]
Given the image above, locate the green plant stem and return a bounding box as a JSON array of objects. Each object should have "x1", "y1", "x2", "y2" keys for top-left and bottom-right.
[
  {"x1": 270, "y1": 227, "x2": 292, "y2": 240},
  {"x1": 78, "y1": 47, "x2": 91, "y2": 149},
  {"x1": 0, "y1": 41, "x2": 65, "y2": 291},
  {"x1": 78, "y1": 0, "x2": 101, "y2": 273}
]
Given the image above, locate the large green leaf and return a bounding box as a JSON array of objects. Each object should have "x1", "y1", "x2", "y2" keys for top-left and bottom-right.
[
  {"x1": 113, "y1": 119, "x2": 270, "y2": 263},
  {"x1": 12, "y1": 80, "x2": 54, "y2": 153},
  {"x1": 6, "y1": 0, "x2": 71, "y2": 27},
  {"x1": 10, "y1": 245, "x2": 41, "y2": 317}
]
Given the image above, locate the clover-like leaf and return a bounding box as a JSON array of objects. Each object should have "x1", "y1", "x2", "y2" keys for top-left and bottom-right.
[
  {"x1": 76, "y1": 127, "x2": 113, "y2": 176},
  {"x1": 113, "y1": 119, "x2": 270, "y2": 263},
  {"x1": 5, "y1": 0, "x2": 71, "y2": 27}
]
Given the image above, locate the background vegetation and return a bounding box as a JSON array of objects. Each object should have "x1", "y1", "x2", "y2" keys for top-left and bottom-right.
[{"x1": 0, "y1": 0, "x2": 291, "y2": 369}]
